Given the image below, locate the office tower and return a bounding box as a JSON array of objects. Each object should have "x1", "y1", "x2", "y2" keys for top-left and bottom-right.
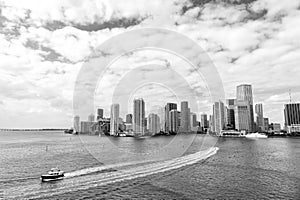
[
  {"x1": 80, "y1": 121, "x2": 93, "y2": 134},
  {"x1": 201, "y1": 114, "x2": 208, "y2": 129},
  {"x1": 236, "y1": 84, "x2": 255, "y2": 132},
  {"x1": 190, "y1": 112, "x2": 198, "y2": 132},
  {"x1": 180, "y1": 101, "x2": 190, "y2": 132},
  {"x1": 169, "y1": 110, "x2": 179, "y2": 134},
  {"x1": 73, "y1": 115, "x2": 80, "y2": 133},
  {"x1": 284, "y1": 103, "x2": 300, "y2": 126},
  {"x1": 165, "y1": 103, "x2": 177, "y2": 132},
  {"x1": 255, "y1": 103, "x2": 264, "y2": 132},
  {"x1": 97, "y1": 108, "x2": 104, "y2": 120},
  {"x1": 235, "y1": 101, "x2": 251, "y2": 132},
  {"x1": 213, "y1": 101, "x2": 225, "y2": 134},
  {"x1": 133, "y1": 98, "x2": 145, "y2": 136},
  {"x1": 226, "y1": 99, "x2": 236, "y2": 129},
  {"x1": 110, "y1": 103, "x2": 120, "y2": 136},
  {"x1": 148, "y1": 113, "x2": 160, "y2": 135},
  {"x1": 263, "y1": 117, "x2": 269, "y2": 131},
  {"x1": 209, "y1": 115, "x2": 214, "y2": 132},
  {"x1": 126, "y1": 114, "x2": 132, "y2": 123}
]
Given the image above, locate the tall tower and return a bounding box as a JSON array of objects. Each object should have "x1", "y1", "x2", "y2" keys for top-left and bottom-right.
[
  {"x1": 164, "y1": 103, "x2": 177, "y2": 132},
  {"x1": 255, "y1": 103, "x2": 264, "y2": 131},
  {"x1": 110, "y1": 104, "x2": 120, "y2": 136},
  {"x1": 148, "y1": 113, "x2": 160, "y2": 135},
  {"x1": 169, "y1": 110, "x2": 179, "y2": 134},
  {"x1": 236, "y1": 84, "x2": 254, "y2": 132},
  {"x1": 180, "y1": 101, "x2": 190, "y2": 132},
  {"x1": 201, "y1": 114, "x2": 208, "y2": 129},
  {"x1": 133, "y1": 98, "x2": 145, "y2": 136},
  {"x1": 213, "y1": 101, "x2": 225, "y2": 134},
  {"x1": 226, "y1": 99, "x2": 236, "y2": 129}
]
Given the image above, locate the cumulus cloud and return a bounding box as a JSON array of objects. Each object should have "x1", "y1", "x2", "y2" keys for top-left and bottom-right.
[{"x1": 0, "y1": 0, "x2": 299, "y2": 127}]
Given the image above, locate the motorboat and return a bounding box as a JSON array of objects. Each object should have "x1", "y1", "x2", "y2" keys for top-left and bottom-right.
[
  {"x1": 245, "y1": 132, "x2": 268, "y2": 139},
  {"x1": 41, "y1": 167, "x2": 64, "y2": 181},
  {"x1": 219, "y1": 130, "x2": 246, "y2": 137}
]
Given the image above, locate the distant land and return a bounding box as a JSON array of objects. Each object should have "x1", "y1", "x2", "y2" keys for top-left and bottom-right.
[{"x1": 0, "y1": 128, "x2": 66, "y2": 132}]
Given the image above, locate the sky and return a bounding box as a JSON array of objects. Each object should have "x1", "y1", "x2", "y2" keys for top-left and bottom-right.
[{"x1": 0, "y1": 0, "x2": 300, "y2": 128}]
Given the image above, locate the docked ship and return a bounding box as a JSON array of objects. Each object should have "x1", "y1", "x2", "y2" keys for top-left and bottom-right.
[
  {"x1": 41, "y1": 167, "x2": 65, "y2": 181},
  {"x1": 219, "y1": 130, "x2": 246, "y2": 137},
  {"x1": 245, "y1": 132, "x2": 268, "y2": 139}
]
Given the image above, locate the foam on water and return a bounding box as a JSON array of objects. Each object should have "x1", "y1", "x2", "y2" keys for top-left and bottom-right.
[{"x1": 8, "y1": 147, "x2": 219, "y2": 199}]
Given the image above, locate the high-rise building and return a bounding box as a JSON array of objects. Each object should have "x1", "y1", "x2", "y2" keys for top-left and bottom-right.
[
  {"x1": 201, "y1": 114, "x2": 208, "y2": 128},
  {"x1": 255, "y1": 103, "x2": 264, "y2": 132},
  {"x1": 110, "y1": 104, "x2": 120, "y2": 136},
  {"x1": 133, "y1": 98, "x2": 145, "y2": 136},
  {"x1": 88, "y1": 113, "x2": 95, "y2": 122},
  {"x1": 236, "y1": 84, "x2": 255, "y2": 132},
  {"x1": 284, "y1": 103, "x2": 300, "y2": 126},
  {"x1": 73, "y1": 115, "x2": 80, "y2": 133},
  {"x1": 226, "y1": 99, "x2": 236, "y2": 129},
  {"x1": 164, "y1": 103, "x2": 177, "y2": 132},
  {"x1": 213, "y1": 101, "x2": 225, "y2": 134},
  {"x1": 169, "y1": 110, "x2": 179, "y2": 134},
  {"x1": 235, "y1": 101, "x2": 251, "y2": 132},
  {"x1": 148, "y1": 113, "x2": 160, "y2": 135},
  {"x1": 97, "y1": 108, "x2": 104, "y2": 120},
  {"x1": 180, "y1": 101, "x2": 190, "y2": 132},
  {"x1": 126, "y1": 114, "x2": 132, "y2": 123},
  {"x1": 190, "y1": 112, "x2": 198, "y2": 132},
  {"x1": 209, "y1": 115, "x2": 214, "y2": 132},
  {"x1": 263, "y1": 117, "x2": 269, "y2": 131}
]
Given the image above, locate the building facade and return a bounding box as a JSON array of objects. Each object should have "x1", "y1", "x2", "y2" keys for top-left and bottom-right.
[
  {"x1": 235, "y1": 101, "x2": 251, "y2": 132},
  {"x1": 180, "y1": 101, "x2": 190, "y2": 132},
  {"x1": 255, "y1": 103, "x2": 264, "y2": 132},
  {"x1": 73, "y1": 115, "x2": 80, "y2": 133},
  {"x1": 110, "y1": 104, "x2": 120, "y2": 136},
  {"x1": 164, "y1": 103, "x2": 177, "y2": 132},
  {"x1": 133, "y1": 98, "x2": 145, "y2": 136},
  {"x1": 284, "y1": 103, "x2": 300, "y2": 126},
  {"x1": 213, "y1": 101, "x2": 225, "y2": 134},
  {"x1": 201, "y1": 114, "x2": 208, "y2": 129},
  {"x1": 169, "y1": 110, "x2": 179, "y2": 134},
  {"x1": 126, "y1": 114, "x2": 132, "y2": 123},
  {"x1": 148, "y1": 113, "x2": 160, "y2": 135},
  {"x1": 97, "y1": 108, "x2": 104, "y2": 120},
  {"x1": 236, "y1": 84, "x2": 255, "y2": 132}
]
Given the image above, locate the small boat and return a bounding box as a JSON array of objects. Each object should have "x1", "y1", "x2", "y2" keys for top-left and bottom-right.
[
  {"x1": 41, "y1": 167, "x2": 64, "y2": 181},
  {"x1": 245, "y1": 132, "x2": 268, "y2": 139}
]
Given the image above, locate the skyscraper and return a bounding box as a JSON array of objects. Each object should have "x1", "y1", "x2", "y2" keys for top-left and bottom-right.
[
  {"x1": 190, "y1": 112, "x2": 198, "y2": 132},
  {"x1": 133, "y1": 98, "x2": 145, "y2": 136},
  {"x1": 284, "y1": 103, "x2": 300, "y2": 126},
  {"x1": 148, "y1": 113, "x2": 160, "y2": 135},
  {"x1": 236, "y1": 84, "x2": 255, "y2": 132},
  {"x1": 73, "y1": 115, "x2": 80, "y2": 133},
  {"x1": 97, "y1": 108, "x2": 104, "y2": 120},
  {"x1": 180, "y1": 101, "x2": 190, "y2": 132},
  {"x1": 126, "y1": 114, "x2": 132, "y2": 123},
  {"x1": 235, "y1": 101, "x2": 251, "y2": 132},
  {"x1": 226, "y1": 99, "x2": 236, "y2": 129},
  {"x1": 263, "y1": 117, "x2": 269, "y2": 131},
  {"x1": 201, "y1": 114, "x2": 208, "y2": 129},
  {"x1": 110, "y1": 103, "x2": 120, "y2": 136},
  {"x1": 255, "y1": 103, "x2": 264, "y2": 131},
  {"x1": 164, "y1": 103, "x2": 177, "y2": 132},
  {"x1": 169, "y1": 110, "x2": 179, "y2": 134},
  {"x1": 213, "y1": 101, "x2": 225, "y2": 134}
]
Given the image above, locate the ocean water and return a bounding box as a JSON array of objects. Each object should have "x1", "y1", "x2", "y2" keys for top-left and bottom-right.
[{"x1": 0, "y1": 131, "x2": 299, "y2": 199}]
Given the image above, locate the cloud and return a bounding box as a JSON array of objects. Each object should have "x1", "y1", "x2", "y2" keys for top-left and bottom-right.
[{"x1": 0, "y1": 0, "x2": 300, "y2": 128}]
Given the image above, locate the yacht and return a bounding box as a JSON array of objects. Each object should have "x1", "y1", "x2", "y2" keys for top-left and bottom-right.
[
  {"x1": 219, "y1": 130, "x2": 246, "y2": 137},
  {"x1": 245, "y1": 132, "x2": 268, "y2": 139},
  {"x1": 41, "y1": 167, "x2": 64, "y2": 181}
]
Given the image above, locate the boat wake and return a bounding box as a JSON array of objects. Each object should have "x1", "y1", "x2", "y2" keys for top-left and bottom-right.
[{"x1": 8, "y1": 147, "x2": 219, "y2": 199}]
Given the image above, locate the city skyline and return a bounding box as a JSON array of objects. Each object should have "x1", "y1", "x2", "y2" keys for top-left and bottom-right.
[{"x1": 1, "y1": 0, "x2": 300, "y2": 128}]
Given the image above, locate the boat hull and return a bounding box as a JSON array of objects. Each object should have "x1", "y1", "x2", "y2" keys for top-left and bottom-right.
[{"x1": 41, "y1": 174, "x2": 64, "y2": 181}]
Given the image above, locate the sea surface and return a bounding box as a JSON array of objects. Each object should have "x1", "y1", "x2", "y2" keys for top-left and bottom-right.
[{"x1": 0, "y1": 131, "x2": 299, "y2": 199}]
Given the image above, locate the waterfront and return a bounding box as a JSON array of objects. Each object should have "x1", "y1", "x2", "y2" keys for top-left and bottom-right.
[{"x1": 0, "y1": 131, "x2": 299, "y2": 199}]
